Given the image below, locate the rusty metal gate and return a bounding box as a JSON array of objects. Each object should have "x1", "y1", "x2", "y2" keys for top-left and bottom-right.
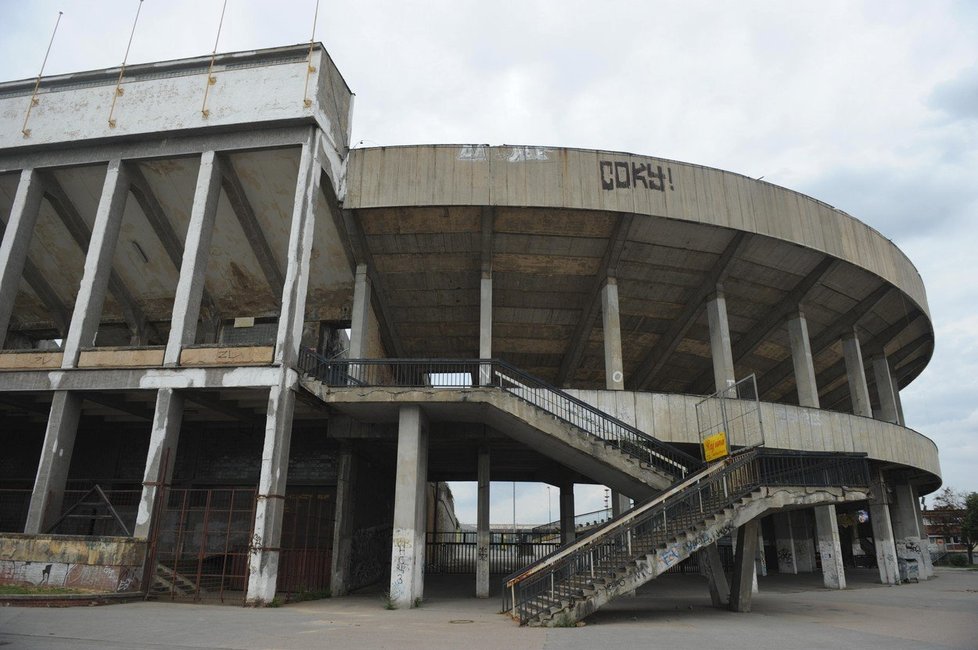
[{"x1": 148, "y1": 488, "x2": 335, "y2": 604}]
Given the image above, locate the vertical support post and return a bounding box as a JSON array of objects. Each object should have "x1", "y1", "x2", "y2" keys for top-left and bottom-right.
[
  {"x1": 479, "y1": 271, "x2": 492, "y2": 385},
  {"x1": 872, "y1": 355, "x2": 900, "y2": 425},
  {"x1": 0, "y1": 168, "x2": 44, "y2": 348},
  {"x1": 349, "y1": 264, "x2": 371, "y2": 359},
  {"x1": 389, "y1": 405, "x2": 429, "y2": 608},
  {"x1": 61, "y1": 159, "x2": 130, "y2": 367},
  {"x1": 774, "y1": 512, "x2": 798, "y2": 573},
  {"x1": 842, "y1": 330, "x2": 872, "y2": 418},
  {"x1": 559, "y1": 482, "x2": 575, "y2": 545},
  {"x1": 790, "y1": 510, "x2": 816, "y2": 572},
  {"x1": 869, "y1": 496, "x2": 900, "y2": 585},
  {"x1": 729, "y1": 519, "x2": 760, "y2": 612},
  {"x1": 890, "y1": 482, "x2": 926, "y2": 580},
  {"x1": 911, "y1": 485, "x2": 933, "y2": 578},
  {"x1": 601, "y1": 277, "x2": 624, "y2": 390},
  {"x1": 24, "y1": 392, "x2": 82, "y2": 533},
  {"x1": 134, "y1": 388, "x2": 184, "y2": 538},
  {"x1": 707, "y1": 286, "x2": 736, "y2": 393},
  {"x1": 699, "y1": 543, "x2": 729, "y2": 608},
  {"x1": 247, "y1": 132, "x2": 320, "y2": 604},
  {"x1": 163, "y1": 151, "x2": 222, "y2": 366},
  {"x1": 814, "y1": 505, "x2": 846, "y2": 589},
  {"x1": 891, "y1": 367, "x2": 906, "y2": 426},
  {"x1": 476, "y1": 446, "x2": 490, "y2": 598},
  {"x1": 756, "y1": 527, "x2": 768, "y2": 577},
  {"x1": 787, "y1": 310, "x2": 819, "y2": 408},
  {"x1": 330, "y1": 441, "x2": 356, "y2": 596}
]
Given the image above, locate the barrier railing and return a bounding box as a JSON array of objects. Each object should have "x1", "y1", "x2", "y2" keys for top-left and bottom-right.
[
  {"x1": 297, "y1": 352, "x2": 701, "y2": 482},
  {"x1": 501, "y1": 449, "x2": 870, "y2": 624}
]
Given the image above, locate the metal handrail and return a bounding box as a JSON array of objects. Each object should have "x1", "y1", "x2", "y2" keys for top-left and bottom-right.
[
  {"x1": 500, "y1": 449, "x2": 870, "y2": 624},
  {"x1": 296, "y1": 351, "x2": 702, "y2": 481}
]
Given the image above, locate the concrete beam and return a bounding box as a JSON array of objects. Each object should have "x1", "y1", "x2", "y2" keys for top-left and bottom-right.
[
  {"x1": 843, "y1": 330, "x2": 873, "y2": 418},
  {"x1": 0, "y1": 169, "x2": 44, "y2": 347},
  {"x1": 25, "y1": 392, "x2": 82, "y2": 533},
  {"x1": 0, "y1": 365, "x2": 282, "y2": 392},
  {"x1": 560, "y1": 481, "x2": 576, "y2": 545},
  {"x1": 707, "y1": 286, "x2": 736, "y2": 393},
  {"x1": 699, "y1": 543, "x2": 729, "y2": 608},
  {"x1": 601, "y1": 278, "x2": 625, "y2": 390},
  {"x1": 219, "y1": 155, "x2": 285, "y2": 298},
  {"x1": 556, "y1": 214, "x2": 632, "y2": 386},
  {"x1": 729, "y1": 519, "x2": 760, "y2": 612},
  {"x1": 20, "y1": 258, "x2": 70, "y2": 336},
  {"x1": 182, "y1": 391, "x2": 257, "y2": 422},
  {"x1": 872, "y1": 355, "x2": 900, "y2": 424},
  {"x1": 133, "y1": 388, "x2": 183, "y2": 539},
  {"x1": 631, "y1": 232, "x2": 749, "y2": 390},
  {"x1": 163, "y1": 151, "x2": 222, "y2": 366},
  {"x1": 390, "y1": 405, "x2": 429, "y2": 608},
  {"x1": 79, "y1": 391, "x2": 153, "y2": 420},
  {"x1": 788, "y1": 310, "x2": 819, "y2": 408},
  {"x1": 348, "y1": 264, "x2": 371, "y2": 359},
  {"x1": 479, "y1": 206, "x2": 493, "y2": 383}
]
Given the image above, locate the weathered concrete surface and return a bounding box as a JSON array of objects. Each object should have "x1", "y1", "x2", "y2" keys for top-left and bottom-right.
[
  {"x1": 0, "y1": 350, "x2": 63, "y2": 369},
  {"x1": 179, "y1": 345, "x2": 275, "y2": 367},
  {"x1": 77, "y1": 347, "x2": 164, "y2": 368},
  {"x1": 389, "y1": 405, "x2": 429, "y2": 608},
  {"x1": 0, "y1": 534, "x2": 145, "y2": 593}
]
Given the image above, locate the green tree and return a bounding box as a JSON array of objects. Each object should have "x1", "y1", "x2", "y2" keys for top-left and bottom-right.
[{"x1": 963, "y1": 492, "x2": 978, "y2": 565}]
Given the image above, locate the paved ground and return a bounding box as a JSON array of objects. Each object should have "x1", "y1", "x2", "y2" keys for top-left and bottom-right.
[{"x1": 1, "y1": 568, "x2": 976, "y2": 649}]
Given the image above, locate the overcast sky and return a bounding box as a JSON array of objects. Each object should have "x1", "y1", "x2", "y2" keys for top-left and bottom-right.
[{"x1": 2, "y1": 1, "x2": 976, "y2": 524}]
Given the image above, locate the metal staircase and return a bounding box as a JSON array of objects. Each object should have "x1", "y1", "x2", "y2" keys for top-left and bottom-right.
[{"x1": 502, "y1": 449, "x2": 870, "y2": 626}]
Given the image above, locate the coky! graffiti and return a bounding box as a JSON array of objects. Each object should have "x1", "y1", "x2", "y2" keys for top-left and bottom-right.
[{"x1": 599, "y1": 160, "x2": 674, "y2": 192}]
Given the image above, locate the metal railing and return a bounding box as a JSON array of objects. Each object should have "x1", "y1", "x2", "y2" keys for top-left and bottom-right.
[
  {"x1": 426, "y1": 531, "x2": 560, "y2": 574},
  {"x1": 297, "y1": 352, "x2": 701, "y2": 481},
  {"x1": 501, "y1": 449, "x2": 870, "y2": 624}
]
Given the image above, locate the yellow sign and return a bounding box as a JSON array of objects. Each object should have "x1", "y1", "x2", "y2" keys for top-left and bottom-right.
[{"x1": 703, "y1": 431, "x2": 729, "y2": 462}]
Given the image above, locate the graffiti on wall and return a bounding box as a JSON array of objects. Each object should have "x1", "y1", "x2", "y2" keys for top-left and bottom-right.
[
  {"x1": 599, "y1": 160, "x2": 674, "y2": 192},
  {"x1": 0, "y1": 559, "x2": 139, "y2": 592}
]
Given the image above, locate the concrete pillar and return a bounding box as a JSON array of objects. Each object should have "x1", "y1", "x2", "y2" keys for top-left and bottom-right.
[
  {"x1": 890, "y1": 482, "x2": 926, "y2": 580},
  {"x1": 601, "y1": 278, "x2": 625, "y2": 390},
  {"x1": 707, "y1": 287, "x2": 736, "y2": 393},
  {"x1": 814, "y1": 505, "x2": 846, "y2": 589},
  {"x1": 756, "y1": 528, "x2": 768, "y2": 577},
  {"x1": 699, "y1": 543, "x2": 729, "y2": 608},
  {"x1": 0, "y1": 168, "x2": 44, "y2": 348},
  {"x1": 787, "y1": 311, "x2": 819, "y2": 408},
  {"x1": 349, "y1": 264, "x2": 371, "y2": 359},
  {"x1": 559, "y1": 482, "x2": 575, "y2": 545},
  {"x1": 133, "y1": 388, "x2": 184, "y2": 539},
  {"x1": 330, "y1": 443, "x2": 356, "y2": 597},
  {"x1": 247, "y1": 133, "x2": 321, "y2": 604},
  {"x1": 910, "y1": 486, "x2": 933, "y2": 578},
  {"x1": 389, "y1": 405, "x2": 429, "y2": 608},
  {"x1": 25, "y1": 392, "x2": 82, "y2": 533},
  {"x1": 610, "y1": 492, "x2": 631, "y2": 517},
  {"x1": 891, "y1": 367, "x2": 906, "y2": 426},
  {"x1": 790, "y1": 510, "x2": 816, "y2": 572},
  {"x1": 61, "y1": 160, "x2": 130, "y2": 368},
  {"x1": 729, "y1": 519, "x2": 759, "y2": 612},
  {"x1": 163, "y1": 151, "x2": 221, "y2": 366},
  {"x1": 872, "y1": 355, "x2": 900, "y2": 425},
  {"x1": 869, "y1": 501, "x2": 900, "y2": 585},
  {"x1": 476, "y1": 446, "x2": 490, "y2": 598},
  {"x1": 731, "y1": 526, "x2": 759, "y2": 594},
  {"x1": 842, "y1": 330, "x2": 872, "y2": 418},
  {"x1": 479, "y1": 271, "x2": 492, "y2": 385},
  {"x1": 773, "y1": 512, "x2": 798, "y2": 573}
]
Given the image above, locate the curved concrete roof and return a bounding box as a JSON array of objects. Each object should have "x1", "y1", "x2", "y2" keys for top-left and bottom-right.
[{"x1": 342, "y1": 145, "x2": 934, "y2": 412}]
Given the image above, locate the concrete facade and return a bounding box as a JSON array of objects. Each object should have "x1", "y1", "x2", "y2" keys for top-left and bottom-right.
[{"x1": 0, "y1": 43, "x2": 942, "y2": 613}]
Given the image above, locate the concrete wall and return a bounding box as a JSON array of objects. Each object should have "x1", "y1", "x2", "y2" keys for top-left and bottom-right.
[
  {"x1": 0, "y1": 534, "x2": 146, "y2": 593},
  {"x1": 345, "y1": 145, "x2": 929, "y2": 321},
  {"x1": 566, "y1": 389, "x2": 941, "y2": 481}
]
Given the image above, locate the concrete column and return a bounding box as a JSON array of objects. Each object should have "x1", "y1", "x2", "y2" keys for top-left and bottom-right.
[
  {"x1": 247, "y1": 134, "x2": 321, "y2": 604},
  {"x1": 872, "y1": 355, "x2": 900, "y2": 425},
  {"x1": 729, "y1": 519, "x2": 759, "y2": 612},
  {"x1": 892, "y1": 368, "x2": 906, "y2": 426},
  {"x1": 479, "y1": 271, "x2": 492, "y2": 385},
  {"x1": 911, "y1": 486, "x2": 934, "y2": 578},
  {"x1": 24, "y1": 392, "x2": 82, "y2": 533},
  {"x1": 61, "y1": 160, "x2": 130, "y2": 368},
  {"x1": 0, "y1": 168, "x2": 44, "y2": 348},
  {"x1": 330, "y1": 443, "x2": 356, "y2": 597},
  {"x1": 163, "y1": 151, "x2": 222, "y2": 366},
  {"x1": 787, "y1": 311, "x2": 819, "y2": 408},
  {"x1": 559, "y1": 482, "x2": 575, "y2": 545},
  {"x1": 790, "y1": 510, "x2": 816, "y2": 572},
  {"x1": 890, "y1": 482, "x2": 926, "y2": 580},
  {"x1": 698, "y1": 543, "x2": 729, "y2": 608},
  {"x1": 349, "y1": 264, "x2": 371, "y2": 359},
  {"x1": 842, "y1": 330, "x2": 872, "y2": 418},
  {"x1": 707, "y1": 287, "x2": 736, "y2": 393},
  {"x1": 601, "y1": 278, "x2": 625, "y2": 390},
  {"x1": 476, "y1": 446, "x2": 490, "y2": 598},
  {"x1": 814, "y1": 505, "x2": 846, "y2": 589},
  {"x1": 133, "y1": 388, "x2": 184, "y2": 539},
  {"x1": 610, "y1": 492, "x2": 631, "y2": 517},
  {"x1": 869, "y1": 501, "x2": 900, "y2": 585},
  {"x1": 774, "y1": 512, "x2": 797, "y2": 573},
  {"x1": 756, "y1": 528, "x2": 768, "y2": 577},
  {"x1": 389, "y1": 405, "x2": 429, "y2": 608}
]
